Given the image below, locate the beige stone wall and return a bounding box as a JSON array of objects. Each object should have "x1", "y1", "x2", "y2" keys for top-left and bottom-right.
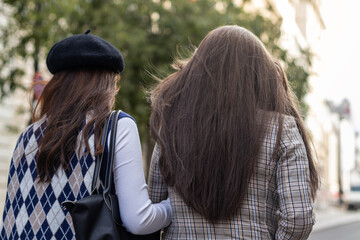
[{"x1": 0, "y1": 89, "x2": 31, "y2": 216}]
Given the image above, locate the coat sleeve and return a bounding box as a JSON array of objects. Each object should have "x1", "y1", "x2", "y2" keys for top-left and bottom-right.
[
  {"x1": 148, "y1": 144, "x2": 169, "y2": 203},
  {"x1": 275, "y1": 115, "x2": 315, "y2": 240}
]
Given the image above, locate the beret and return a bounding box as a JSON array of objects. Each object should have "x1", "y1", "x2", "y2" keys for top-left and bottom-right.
[{"x1": 46, "y1": 30, "x2": 124, "y2": 74}]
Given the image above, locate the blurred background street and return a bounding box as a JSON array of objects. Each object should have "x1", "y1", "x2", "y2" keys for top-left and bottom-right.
[
  {"x1": 1, "y1": 0, "x2": 360, "y2": 239},
  {"x1": 309, "y1": 206, "x2": 360, "y2": 239},
  {"x1": 310, "y1": 222, "x2": 360, "y2": 240}
]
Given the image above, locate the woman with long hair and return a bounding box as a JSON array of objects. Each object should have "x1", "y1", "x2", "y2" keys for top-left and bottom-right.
[
  {"x1": 149, "y1": 25, "x2": 319, "y2": 239},
  {"x1": 0, "y1": 32, "x2": 171, "y2": 239}
]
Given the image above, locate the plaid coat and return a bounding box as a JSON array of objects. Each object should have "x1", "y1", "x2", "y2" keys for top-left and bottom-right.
[{"x1": 148, "y1": 115, "x2": 315, "y2": 239}]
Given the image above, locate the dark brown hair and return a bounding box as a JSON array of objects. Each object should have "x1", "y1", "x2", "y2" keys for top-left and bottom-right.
[
  {"x1": 150, "y1": 25, "x2": 319, "y2": 223},
  {"x1": 33, "y1": 69, "x2": 119, "y2": 182}
]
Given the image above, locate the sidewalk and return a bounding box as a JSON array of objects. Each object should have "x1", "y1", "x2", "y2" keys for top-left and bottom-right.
[{"x1": 312, "y1": 205, "x2": 360, "y2": 233}]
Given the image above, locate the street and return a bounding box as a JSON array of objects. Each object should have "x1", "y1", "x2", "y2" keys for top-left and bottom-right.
[{"x1": 309, "y1": 222, "x2": 360, "y2": 240}]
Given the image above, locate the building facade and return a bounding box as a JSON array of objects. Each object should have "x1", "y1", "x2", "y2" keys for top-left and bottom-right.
[{"x1": 0, "y1": 4, "x2": 33, "y2": 214}]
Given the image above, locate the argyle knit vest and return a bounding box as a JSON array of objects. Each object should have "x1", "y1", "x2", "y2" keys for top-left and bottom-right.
[{"x1": 0, "y1": 111, "x2": 133, "y2": 240}]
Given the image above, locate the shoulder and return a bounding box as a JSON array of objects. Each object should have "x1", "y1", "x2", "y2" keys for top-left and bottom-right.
[
  {"x1": 262, "y1": 112, "x2": 297, "y2": 132},
  {"x1": 279, "y1": 115, "x2": 306, "y2": 153},
  {"x1": 282, "y1": 114, "x2": 297, "y2": 129},
  {"x1": 115, "y1": 111, "x2": 139, "y2": 135},
  {"x1": 117, "y1": 111, "x2": 136, "y2": 123},
  {"x1": 262, "y1": 112, "x2": 301, "y2": 146},
  {"x1": 281, "y1": 115, "x2": 302, "y2": 141},
  {"x1": 16, "y1": 117, "x2": 47, "y2": 145}
]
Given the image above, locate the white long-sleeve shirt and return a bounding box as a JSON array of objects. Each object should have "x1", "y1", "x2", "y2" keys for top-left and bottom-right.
[{"x1": 113, "y1": 117, "x2": 171, "y2": 234}]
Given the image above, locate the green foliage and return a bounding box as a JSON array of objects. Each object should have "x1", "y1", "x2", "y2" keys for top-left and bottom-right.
[{"x1": 0, "y1": 0, "x2": 313, "y2": 168}]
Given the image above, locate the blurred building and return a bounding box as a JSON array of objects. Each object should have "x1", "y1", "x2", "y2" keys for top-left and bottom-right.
[
  {"x1": 0, "y1": 91, "x2": 31, "y2": 213},
  {"x1": 0, "y1": 6, "x2": 32, "y2": 214}
]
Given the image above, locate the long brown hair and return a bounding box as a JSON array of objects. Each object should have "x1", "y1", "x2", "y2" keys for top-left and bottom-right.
[
  {"x1": 150, "y1": 25, "x2": 319, "y2": 223},
  {"x1": 33, "y1": 69, "x2": 119, "y2": 182}
]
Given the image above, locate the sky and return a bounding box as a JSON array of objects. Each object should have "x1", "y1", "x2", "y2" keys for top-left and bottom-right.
[{"x1": 316, "y1": 0, "x2": 360, "y2": 130}]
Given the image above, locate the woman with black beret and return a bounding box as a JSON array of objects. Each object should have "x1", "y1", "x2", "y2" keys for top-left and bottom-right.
[{"x1": 0, "y1": 31, "x2": 171, "y2": 239}]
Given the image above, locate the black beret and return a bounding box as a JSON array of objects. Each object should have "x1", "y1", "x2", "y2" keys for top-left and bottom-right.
[{"x1": 46, "y1": 31, "x2": 124, "y2": 74}]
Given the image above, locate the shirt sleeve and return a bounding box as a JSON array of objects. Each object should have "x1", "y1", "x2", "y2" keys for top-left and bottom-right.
[
  {"x1": 275, "y1": 115, "x2": 315, "y2": 240},
  {"x1": 112, "y1": 117, "x2": 171, "y2": 235},
  {"x1": 148, "y1": 144, "x2": 169, "y2": 203}
]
